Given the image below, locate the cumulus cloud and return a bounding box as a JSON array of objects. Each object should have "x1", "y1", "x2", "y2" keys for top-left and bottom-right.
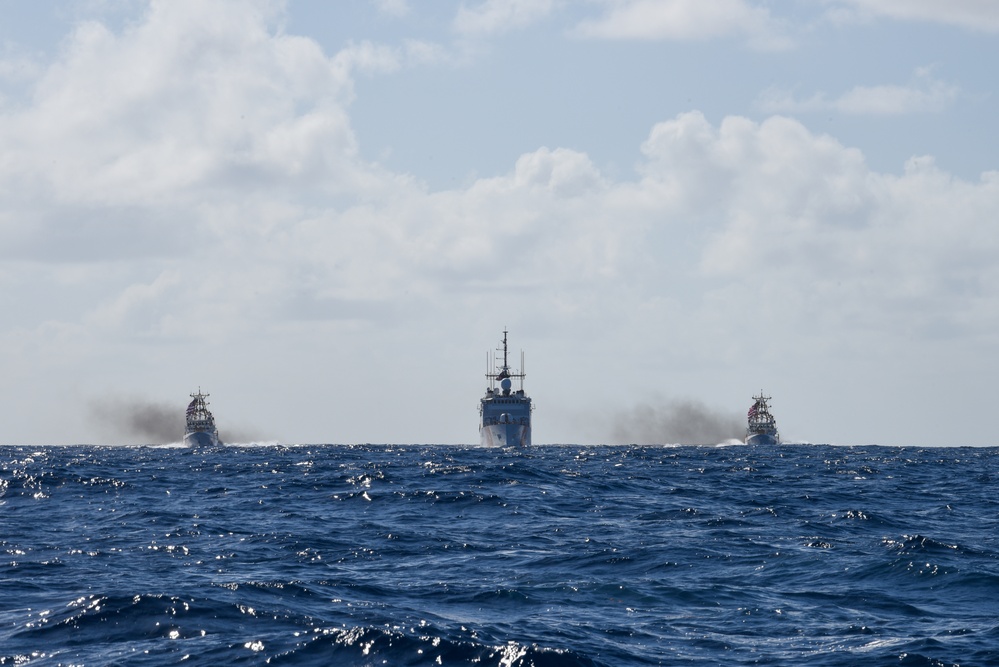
[
  {"x1": 372, "y1": 0, "x2": 411, "y2": 19},
  {"x1": 756, "y1": 68, "x2": 959, "y2": 116},
  {"x1": 453, "y1": 0, "x2": 560, "y2": 36},
  {"x1": 0, "y1": 1, "x2": 363, "y2": 211},
  {"x1": 826, "y1": 0, "x2": 999, "y2": 32},
  {"x1": 0, "y1": 0, "x2": 996, "y2": 445},
  {"x1": 636, "y1": 110, "x2": 998, "y2": 344},
  {"x1": 0, "y1": 0, "x2": 627, "y2": 349},
  {"x1": 571, "y1": 0, "x2": 792, "y2": 50},
  {"x1": 0, "y1": 50, "x2": 42, "y2": 84}
]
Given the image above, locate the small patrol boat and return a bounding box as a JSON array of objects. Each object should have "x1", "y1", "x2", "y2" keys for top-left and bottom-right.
[
  {"x1": 746, "y1": 392, "x2": 780, "y2": 445},
  {"x1": 184, "y1": 390, "x2": 220, "y2": 447},
  {"x1": 479, "y1": 330, "x2": 533, "y2": 447}
]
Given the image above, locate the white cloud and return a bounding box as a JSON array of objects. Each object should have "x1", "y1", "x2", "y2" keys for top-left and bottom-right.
[
  {"x1": 0, "y1": 50, "x2": 42, "y2": 85},
  {"x1": 571, "y1": 0, "x2": 792, "y2": 50},
  {"x1": 827, "y1": 0, "x2": 999, "y2": 32},
  {"x1": 371, "y1": 0, "x2": 411, "y2": 19},
  {"x1": 755, "y1": 68, "x2": 959, "y2": 115},
  {"x1": 453, "y1": 0, "x2": 560, "y2": 36},
  {"x1": 637, "y1": 111, "x2": 998, "y2": 345},
  {"x1": 0, "y1": 0, "x2": 996, "y2": 445},
  {"x1": 0, "y1": 1, "x2": 365, "y2": 211}
]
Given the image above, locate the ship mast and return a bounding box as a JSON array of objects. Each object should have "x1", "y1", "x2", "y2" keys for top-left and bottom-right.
[
  {"x1": 486, "y1": 328, "x2": 526, "y2": 391},
  {"x1": 188, "y1": 388, "x2": 213, "y2": 422},
  {"x1": 498, "y1": 329, "x2": 510, "y2": 380},
  {"x1": 749, "y1": 391, "x2": 774, "y2": 425}
]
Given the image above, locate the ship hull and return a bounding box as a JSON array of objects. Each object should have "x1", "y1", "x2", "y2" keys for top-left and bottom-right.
[
  {"x1": 746, "y1": 432, "x2": 779, "y2": 446},
  {"x1": 184, "y1": 431, "x2": 220, "y2": 448},
  {"x1": 480, "y1": 423, "x2": 531, "y2": 448}
]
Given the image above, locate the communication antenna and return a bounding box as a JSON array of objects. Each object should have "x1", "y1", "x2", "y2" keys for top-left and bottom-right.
[{"x1": 520, "y1": 350, "x2": 526, "y2": 391}]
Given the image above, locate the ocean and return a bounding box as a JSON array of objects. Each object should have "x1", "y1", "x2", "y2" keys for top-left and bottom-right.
[{"x1": 1, "y1": 444, "x2": 997, "y2": 666}]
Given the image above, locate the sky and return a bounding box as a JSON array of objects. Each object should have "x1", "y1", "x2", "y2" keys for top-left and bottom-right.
[{"x1": 0, "y1": 0, "x2": 996, "y2": 446}]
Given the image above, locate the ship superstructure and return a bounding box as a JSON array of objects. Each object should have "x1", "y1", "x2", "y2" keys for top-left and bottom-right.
[
  {"x1": 479, "y1": 330, "x2": 532, "y2": 447},
  {"x1": 184, "y1": 390, "x2": 220, "y2": 448},
  {"x1": 746, "y1": 392, "x2": 779, "y2": 445}
]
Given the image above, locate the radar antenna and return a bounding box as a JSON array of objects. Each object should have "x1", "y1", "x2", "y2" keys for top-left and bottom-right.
[{"x1": 485, "y1": 328, "x2": 526, "y2": 390}]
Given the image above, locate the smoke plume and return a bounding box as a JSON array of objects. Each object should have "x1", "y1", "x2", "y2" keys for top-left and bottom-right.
[
  {"x1": 88, "y1": 396, "x2": 270, "y2": 445},
  {"x1": 609, "y1": 399, "x2": 743, "y2": 445},
  {"x1": 88, "y1": 397, "x2": 180, "y2": 444}
]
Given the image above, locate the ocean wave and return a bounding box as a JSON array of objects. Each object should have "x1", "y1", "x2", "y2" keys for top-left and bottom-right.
[{"x1": 4, "y1": 444, "x2": 999, "y2": 665}]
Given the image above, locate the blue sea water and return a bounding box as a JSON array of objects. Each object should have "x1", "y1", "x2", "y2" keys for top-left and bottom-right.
[{"x1": 2, "y1": 444, "x2": 998, "y2": 666}]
